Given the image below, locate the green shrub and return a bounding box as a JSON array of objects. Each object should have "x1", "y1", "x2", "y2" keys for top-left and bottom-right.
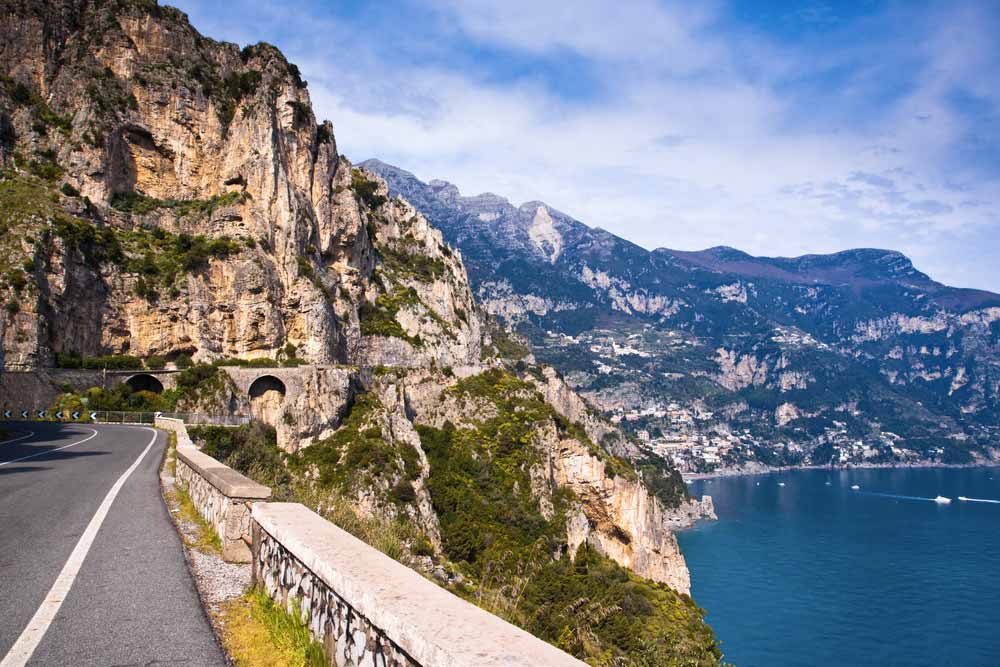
[
  {"x1": 350, "y1": 169, "x2": 385, "y2": 210},
  {"x1": 189, "y1": 423, "x2": 293, "y2": 493},
  {"x1": 55, "y1": 353, "x2": 143, "y2": 370},
  {"x1": 52, "y1": 216, "x2": 124, "y2": 266},
  {"x1": 414, "y1": 371, "x2": 721, "y2": 665},
  {"x1": 29, "y1": 158, "x2": 63, "y2": 181},
  {"x1": 638, "y1": 456, "x2": 688, "y2": 509},
  {"x1": 358, "y1": 289, "x2": 422, "y2": 346},
  {"x1": 110, "y1": 190, "x2": 244, "y2": 218},
  {"x1": 82, "y1": 355, "x2": 144, "y2": 370},
  {"x1": 59, "y1": 183, "x2": 80, "y2": 197},
  {"x1": 214, "y1": 357, "x2": 280, "y2": 368},
  {"x1": 56, "y1": 352, "x2": 82, "y2": 368},
  {"x1": 51, "y1": 383, "x2": 168, "y2": 413},
  {"x1": 175, "y1": 362, "x2": 217, "y2": 388},
  {"x1": 145, "y1": 355, "x2": 167, "y2": 369},
  {"x1": 5, "y1": 268, "x2": 26, "y2": 292},
  {"x1": 289, "y1": 394, "x2": 420, "y2": 503},
  {"x1": 377, "y1": 245, "x2": 446, "y2": 283}
]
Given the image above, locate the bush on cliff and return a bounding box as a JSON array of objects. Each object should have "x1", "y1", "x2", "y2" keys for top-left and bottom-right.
[
  {"x1": 350, "y1": 168, "x2": 385, "y2": 210},
  {"x1": 188, "y1": 423, "x2": 293, "y2": 495}
]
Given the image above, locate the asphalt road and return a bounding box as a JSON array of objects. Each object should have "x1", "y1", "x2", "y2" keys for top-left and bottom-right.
[{"x1": 0, "y1": 422, "x2": 226, "y2": 666}]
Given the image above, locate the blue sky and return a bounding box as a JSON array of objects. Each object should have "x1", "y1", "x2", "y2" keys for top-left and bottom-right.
[{"x1": 170, "y1": 0, "x2": 1000, "y2": 291}]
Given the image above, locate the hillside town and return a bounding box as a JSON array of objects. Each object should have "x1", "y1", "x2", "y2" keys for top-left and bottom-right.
[{"x1": 535, "y1": 328, "x2": 945, "y2": 473}]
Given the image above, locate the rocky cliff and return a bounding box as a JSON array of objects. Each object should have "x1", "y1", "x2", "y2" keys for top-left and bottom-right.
[{"x1": 0, "y1": 0, "x2": 480, "y2": 374}]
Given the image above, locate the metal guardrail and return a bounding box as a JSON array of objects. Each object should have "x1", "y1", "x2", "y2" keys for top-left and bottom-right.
[
  {"x1": 93, "y1": 411, "x2": 157, "y2": 424},
  {"x1": 156, "y1": 412, "x2": 250, "y2": 426}
]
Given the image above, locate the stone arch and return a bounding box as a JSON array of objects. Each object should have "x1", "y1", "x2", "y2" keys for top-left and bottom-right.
[
  {"x1": 125, "y1": 373, "x2": 164, "y2": 394},
  {"x1": 248, "y1": 375, "x2": 286, "y2": 425}
]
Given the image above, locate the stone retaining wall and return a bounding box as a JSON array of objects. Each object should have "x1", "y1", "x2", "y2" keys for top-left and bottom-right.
[
  {"x1": 252, "y1": 502, "x2": 586, "y2": 667},
  {"x1": 162, "y1": 416, "x2": 272, "y2": 562}
]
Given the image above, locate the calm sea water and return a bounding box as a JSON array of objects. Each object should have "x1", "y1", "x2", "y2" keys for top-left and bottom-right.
[{"x1": 677, "y1": 467, "x2": 1000, "y2": 667}]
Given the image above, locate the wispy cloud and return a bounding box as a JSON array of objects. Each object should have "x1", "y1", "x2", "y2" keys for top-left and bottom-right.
[{"x1": 169, "y1": 0, "x2": 1000, "y2": 291}]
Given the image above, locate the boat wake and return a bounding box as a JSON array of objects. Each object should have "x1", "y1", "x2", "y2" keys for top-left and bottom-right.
[
  {"x1": 854, "y1": 491, "x2": 951, "y2": 504},
  {"x1": 957, "y1": 496, "x2": 1000, "y2": 504}
]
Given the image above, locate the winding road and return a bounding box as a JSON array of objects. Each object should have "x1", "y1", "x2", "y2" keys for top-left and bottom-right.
[{"x1": 0, "y1": 422, "x2": 225, "y2": 666}]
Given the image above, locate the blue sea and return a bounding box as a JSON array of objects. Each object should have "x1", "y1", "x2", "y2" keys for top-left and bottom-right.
[{"x1": 677, "y1": 467, "x2": 1000, "y2": 667}]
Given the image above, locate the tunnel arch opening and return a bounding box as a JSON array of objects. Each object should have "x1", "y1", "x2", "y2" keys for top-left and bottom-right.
[
  {"x1": 248, "y1": 375, "x2": 287, "y2": 425},
  {"x1": 248, "y1": 375, "x2": 287, "y2": 399},
  {"x1": 124, "y1": 373, "x2": 164, "y2": 394}
]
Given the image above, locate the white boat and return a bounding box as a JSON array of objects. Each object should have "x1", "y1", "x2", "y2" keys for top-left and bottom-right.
[
  {"x1": 958, "y1": 496, "x2": 968, "y2": 501},
  {"x1": 825, "y1": 481, "x2": 832, "y2": 486},
  {"x1": 851, "y1": 484, "x2": 860, "y2": 490},
  {"x1": 934, "y1": 496, "x2": 952, "y2": 504},
  {"x1": 778, "y1": 482, "x2": 785, "y2": 487}
]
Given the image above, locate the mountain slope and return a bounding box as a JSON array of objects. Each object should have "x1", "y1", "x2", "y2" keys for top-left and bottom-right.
[{"x1": 363, "y1": 159, "x2": 1000, "y2": 469}]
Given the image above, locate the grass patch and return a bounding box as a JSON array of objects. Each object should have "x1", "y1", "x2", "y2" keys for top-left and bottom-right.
[
  {"x1": 217, "y1": 589, "x2": 326, "y2": 667},
  {"x1": 174, "y1": 484, "x2": 223, "y2": 555}
]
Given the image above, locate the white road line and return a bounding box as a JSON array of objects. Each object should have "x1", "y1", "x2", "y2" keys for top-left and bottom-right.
[
  {"x1": 0, "y1": 431, "x2": 35, "y2": 447},
  {"x1": 0, "y1": 427, "x2": 159, "y2": 667},
  {"x1": 0, "y1": 429, "x2": 97, "y2": 467}
]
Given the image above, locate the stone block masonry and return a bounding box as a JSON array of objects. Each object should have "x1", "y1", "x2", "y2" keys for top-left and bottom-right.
[
  {"x1": 162, "y1": 416, "x2": 272, "y2": 562},
  {"x1": 252, "y1": 502, "x2": 587, "y2": 667}
]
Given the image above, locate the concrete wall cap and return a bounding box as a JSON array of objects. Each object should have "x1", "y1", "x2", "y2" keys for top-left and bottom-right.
[
  {"x1": 176, "y1": 445, "x2": 271, "y2": 499},
  {"x1": 253, "y1": 502, "x2": 586, "y2": 667}
]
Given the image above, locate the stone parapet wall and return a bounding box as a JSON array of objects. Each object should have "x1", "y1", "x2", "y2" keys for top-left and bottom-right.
[
  {"x1": 166, "y1": 416, "x2": 271, "y2": 562},
  {"x1": 252, "y1": 502, "x2": 586, "y2": 667},
  {"x1": 156, "y1": 415, "x2": 193, "y2": 446}
]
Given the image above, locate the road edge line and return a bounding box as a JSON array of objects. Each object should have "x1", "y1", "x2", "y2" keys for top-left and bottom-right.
[{"x1": 0, "y1": 427, "x2": 159, "y2": 667}]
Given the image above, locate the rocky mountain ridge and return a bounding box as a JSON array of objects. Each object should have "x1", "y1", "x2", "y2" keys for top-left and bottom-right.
[{"x1": 363, "y1": 159, "x2": 1000, "y2": 471}]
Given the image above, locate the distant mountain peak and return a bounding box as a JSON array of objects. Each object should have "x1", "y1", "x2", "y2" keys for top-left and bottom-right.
[{"x1": 362, "y1": 158, "x2": 991, "y2": 302}]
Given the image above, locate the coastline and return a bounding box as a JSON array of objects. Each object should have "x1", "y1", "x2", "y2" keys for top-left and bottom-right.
[{"x1": 682, "y1": 459, "x2": 1000, "y2": 482}]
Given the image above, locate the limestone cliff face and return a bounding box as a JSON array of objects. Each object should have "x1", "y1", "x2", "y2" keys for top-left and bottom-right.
[
  {"x1": 0, "y1": 0, "x2": 476, "y2": 372},
  {"x1": 526, "y1": 367, "x2": 714, "y2": 594},
  {"x1": 550, "y1": 436, "x2": 695, "y2": 593},
  {"x1": 399, "y1": 369, "x2": 710, "y2": 593}
]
